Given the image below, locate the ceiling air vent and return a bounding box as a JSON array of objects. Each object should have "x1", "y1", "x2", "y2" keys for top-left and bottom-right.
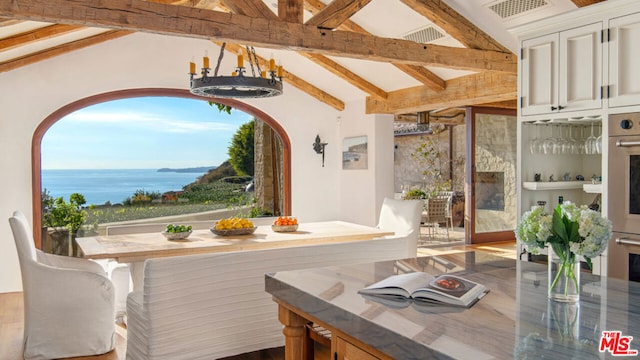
[
  {"x1": 402, "y1": 26, "x2": 445, "y2": 44},
  {"x1": 487, "y1": 0, "x2": 550, "y2": 19}
]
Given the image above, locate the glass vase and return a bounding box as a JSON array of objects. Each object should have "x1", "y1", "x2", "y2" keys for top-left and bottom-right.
[{"x1": 548, "y1": 247, "x2": 580, "y2": 302}]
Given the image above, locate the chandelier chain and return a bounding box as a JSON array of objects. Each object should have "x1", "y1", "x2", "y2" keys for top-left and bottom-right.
[
  {"x1": 245, "y1": 46, "x2": 255, "y2": 77},
  {"x1": 214, "y1": 42, "x2": 226, "y2": 76}
]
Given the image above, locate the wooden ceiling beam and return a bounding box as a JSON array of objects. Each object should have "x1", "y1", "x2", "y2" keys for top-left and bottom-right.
[
  {"x1": 0, "y1": 30, "x2": 131, "y2": 73},
  {"x1": 298, "y1": 52, "x2": 387, "y2": 100},
  {"x1": 279, "y1": 0, "x2": 304, "y2": 23},
  {"x1": 221, "y1": 0, "x2": 275, "y2": 18},
  {"x1": 305, "y1": 0, "x2": 371, "y2": 29},
  {"x1": 222, "y1": 42, "x2": 345, "y2": 110},
  {"x1": 399, "y1": 0, "x2": 511, "y2": 53},
  {"x1": 476, "y1": 99, "x2": 517, "y2": 109},
  {"x1": 0, "y1": 24, "x2": 84, "y2": 51},
  {"x1": 303, "y1": 0, "x2": 446, "y2": 91},
  {"x1": 392, "y1": 63, "x2": 445, "y2": 91},
  {"x1": 0, "y1": 18, "x2": 22, "y2": 27},
  {"x1": 366, "y1": 71, "x2": 516, "y2": 114},
  {"x1": 571, "y1": 0, "x2": 605, "y2": 7},
  {"x1": 0, "y1": 0, "x2": 516, "y2": 72}
]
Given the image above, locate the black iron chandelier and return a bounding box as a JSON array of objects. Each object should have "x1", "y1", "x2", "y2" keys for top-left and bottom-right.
[{"x1": 189, "y1": 43, "x2": 283, "y2": 99}]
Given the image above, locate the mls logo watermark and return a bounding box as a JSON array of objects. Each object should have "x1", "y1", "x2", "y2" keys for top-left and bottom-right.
[{"x1": 600, "y1": 331, "x2": 638, "y2": 356}]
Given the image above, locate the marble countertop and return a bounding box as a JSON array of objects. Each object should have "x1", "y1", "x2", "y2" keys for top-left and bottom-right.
[{"x1": 265, "y1": 251, "x2": 640, "y2": 359}]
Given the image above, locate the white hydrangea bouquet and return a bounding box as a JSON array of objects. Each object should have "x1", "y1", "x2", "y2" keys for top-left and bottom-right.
[{"x1": 515, "y1": 202, "x2": 612, "y2": 298}]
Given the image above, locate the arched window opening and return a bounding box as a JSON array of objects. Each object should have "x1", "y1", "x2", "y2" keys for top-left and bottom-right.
[{"x1": 32, "y1": 89, "x2": 291, "y2": 252}]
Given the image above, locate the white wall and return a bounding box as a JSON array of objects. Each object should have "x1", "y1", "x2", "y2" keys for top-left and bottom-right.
[
  {"x1": 0, "y1": 33, "x2": 393, "y2": 293},
  {"x1": 338, "y1": 101, "x2": 395, "y2": 226}
]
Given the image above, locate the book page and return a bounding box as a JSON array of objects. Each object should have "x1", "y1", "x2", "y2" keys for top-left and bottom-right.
[
  {"x1": 359, "y1": 272, "x2": 435, "y2": 298},
  {"x1": 413, "y1": 275, "x2": 486, "y2": 306}
]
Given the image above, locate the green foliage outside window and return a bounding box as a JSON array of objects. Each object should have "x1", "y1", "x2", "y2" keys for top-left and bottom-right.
[{"x1": 228, "y1": 120, "x2": 255, "y2": 176}]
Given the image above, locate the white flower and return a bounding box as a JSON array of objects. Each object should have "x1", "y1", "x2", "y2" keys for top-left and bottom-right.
[{"x1": 515, "y1": 203, "x2": 612, "y2": 263}]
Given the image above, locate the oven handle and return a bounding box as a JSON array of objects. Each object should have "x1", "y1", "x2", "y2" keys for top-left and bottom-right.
[
  {"x1": 616, "y1": 237, "x2": 640, "y2": 247},
  {"x1": 616, "y1": 140, "x2": 640, "y2": 147}
]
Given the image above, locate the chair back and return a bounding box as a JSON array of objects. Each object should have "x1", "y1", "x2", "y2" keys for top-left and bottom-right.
[
  {"x1": 377, "y1": 197, "x2": 423, "y2": 255},
  {"x1": 9, "y1": 211, "x2": 37, "y2": 266},
  {"x1": 426, "y1": 197, "x2": 449, "y2": 223}
]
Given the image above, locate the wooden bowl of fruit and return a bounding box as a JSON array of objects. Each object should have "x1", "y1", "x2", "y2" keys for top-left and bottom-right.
[
  {"x1": 162, "y1": 224, "x2": 193, "y2": 241},
  {"x1": 271, "y1": 216, "x2": 298, "y2": 232},
  {"x1": 210, "y1": 218, "x2": 256, "y2": 236}
]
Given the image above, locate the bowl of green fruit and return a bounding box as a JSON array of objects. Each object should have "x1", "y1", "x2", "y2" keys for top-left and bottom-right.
[{"x1": 162, "y1": 224, "x2": 193, "y2": 241}]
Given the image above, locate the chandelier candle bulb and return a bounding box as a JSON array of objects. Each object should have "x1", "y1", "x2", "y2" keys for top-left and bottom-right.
[
  {"x1": 203, "y1": 56, "x2": 210, "y2": 69},
  {"x1": 277, "y1": 65, "x2": 283, "y2": 78},
  {"x1": 261, "y1": 70, "x2": 267, "y2": 78},
  {"x1": 269, "y1": 56, "x2": 276, "y2": 71},
  {"x1": 189, "y1": 61, "x2": 196, "y2": 74},
  {"x1": 232, "y1": 71, "x2": 237, "y2": 76},
  {"x1": 237, "y1": 50, "x2": 244, "y2": 68}
]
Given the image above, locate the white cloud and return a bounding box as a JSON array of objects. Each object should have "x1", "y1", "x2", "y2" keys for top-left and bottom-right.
[{"x1": 63, "y1": 110, "x2": 236, "y2": 133}]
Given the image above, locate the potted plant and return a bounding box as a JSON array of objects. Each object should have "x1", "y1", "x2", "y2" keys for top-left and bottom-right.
[{"x1": 42, "y1": 191, "x2": 94, "y2": 256}]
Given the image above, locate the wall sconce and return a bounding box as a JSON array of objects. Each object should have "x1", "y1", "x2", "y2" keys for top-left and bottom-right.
[{"x1": 313, "y1": 135, "x2": 328, "y2": 167}]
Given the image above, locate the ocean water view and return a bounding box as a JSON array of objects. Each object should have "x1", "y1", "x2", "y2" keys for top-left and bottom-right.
[{"x1": 42, "y1": 168, "x2": 206, "y2": 205}]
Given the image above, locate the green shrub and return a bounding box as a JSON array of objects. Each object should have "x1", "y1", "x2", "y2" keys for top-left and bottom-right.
[{"x1": 403, "y1": 189, "x2": 427, "y2": 200}]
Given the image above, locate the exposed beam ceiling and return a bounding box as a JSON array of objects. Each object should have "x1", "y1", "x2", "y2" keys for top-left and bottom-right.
[
  {"x1": 0, "y1": 0, "x2": 517, "y2": 73},
  {"x1": 305, "y1": 0, "x2": 372, "y2": 29},
  {"x1": 0, "y1": 0, "x2": 529, "y2": 115},
  {"x1": 400, "y1": 0, "x2": 510, "y2": 53},
  {"x1": 303, "y1": 0, "x2": 447, "y2": 91},
  {"x1": 366, "y1": 71, "x2": 516, "y2": 114},
  {"x1": 0, "y1": 30, "x2": 131, "y2": 73}
]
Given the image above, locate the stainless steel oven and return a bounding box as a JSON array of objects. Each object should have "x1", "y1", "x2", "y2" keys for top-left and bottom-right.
[{"x1": 608, "y1": 112, "x2": 640, "y2": 280}]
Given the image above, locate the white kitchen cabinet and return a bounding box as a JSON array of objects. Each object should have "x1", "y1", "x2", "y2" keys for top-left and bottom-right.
[
  {"x1": 521, "y1": 23, "x2": 603, "y2": 116},
  {"x1": 609, "y1": 12, "x2": 640, "y2": 108}
]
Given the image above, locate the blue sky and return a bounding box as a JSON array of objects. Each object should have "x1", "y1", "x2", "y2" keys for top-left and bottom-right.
[{"x1": 41, "y1": 97, "x2": 253, "y2": 169}]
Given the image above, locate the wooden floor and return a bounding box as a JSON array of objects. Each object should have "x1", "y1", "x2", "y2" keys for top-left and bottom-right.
[{"x1": 0, "y1": 241, "x2": 515, "y2": 360}]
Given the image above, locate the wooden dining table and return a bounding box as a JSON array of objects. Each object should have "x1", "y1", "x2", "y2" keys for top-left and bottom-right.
[{"x1": 76, "y1": 220, "x2": 394, "y2": 289}]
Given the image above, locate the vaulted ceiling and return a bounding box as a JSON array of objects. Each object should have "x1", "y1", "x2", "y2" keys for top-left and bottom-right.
[{"x1": 0, "y1": 0, "x2": 603, "y2": 123}]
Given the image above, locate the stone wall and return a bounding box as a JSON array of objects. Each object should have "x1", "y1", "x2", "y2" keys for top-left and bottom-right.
[
  {"x1": 394, "y1": 125, "x2": 466, "y2": 194},
  {"x1": 254, "y1": 119, "x2": 284, "y2": 216},
  {"x1": 473, "y1": 113, "x2": 517, "y2": 232}
]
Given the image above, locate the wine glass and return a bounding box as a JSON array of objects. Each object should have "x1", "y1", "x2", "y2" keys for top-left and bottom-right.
[
  {"x1": 542, "y1": 125, "x2": 554, "y2": 155},
  {"x1": 585, "y1": 122, "x2": 596, "y2": 155},
  {"x1": 529, "y1": 124, "x2": 541, "y2": 154},
  {"x1": 595, "y1": 124, "x2": 602, "y2": 154},
  {"x1": 568, "y1": 126, "x2": 579, "y2": 155}
]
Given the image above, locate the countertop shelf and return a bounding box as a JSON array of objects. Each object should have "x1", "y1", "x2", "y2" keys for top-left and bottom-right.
[
  {"x1": 522, "y1": 181, "x2": 590, "y2": 191},
  {"x1": 583, "y1": 183, "x2": 603, "y2": 193}
]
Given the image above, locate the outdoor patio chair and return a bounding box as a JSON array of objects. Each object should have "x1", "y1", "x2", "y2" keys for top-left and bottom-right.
[
  {"x1": 9, "y1": 210, "x2": 116, "y2": 360},
  {"x1": 421, "y1": 194, "x2": 453, "y2": 240}
]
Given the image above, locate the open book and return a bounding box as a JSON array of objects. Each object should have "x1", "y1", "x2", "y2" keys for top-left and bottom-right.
[{"x1": 358, "y1": 272, "x2": 489, "y2": 308}]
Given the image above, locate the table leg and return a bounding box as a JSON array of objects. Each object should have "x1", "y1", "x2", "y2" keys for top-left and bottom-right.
[{"x1": 278, "y1": 304, "x2": 309, "y2": 360}]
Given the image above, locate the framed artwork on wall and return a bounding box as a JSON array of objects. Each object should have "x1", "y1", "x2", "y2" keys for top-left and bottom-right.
[{"x1": 342, "y1": 135, "x2": 368, "y2": 170}]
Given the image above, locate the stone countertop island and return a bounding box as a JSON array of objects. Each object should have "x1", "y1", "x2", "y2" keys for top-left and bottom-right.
[{"x1": 265, "y1": 251, "x2": 640, "y2": 359}]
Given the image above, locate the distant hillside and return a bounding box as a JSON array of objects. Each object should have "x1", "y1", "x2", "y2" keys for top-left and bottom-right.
[
  {"x1": 183, "y1": 160, "x2": 245, "y2": 190},
  {"x1": 157, "y1": 166, "x2": 216, "y2": 173}
]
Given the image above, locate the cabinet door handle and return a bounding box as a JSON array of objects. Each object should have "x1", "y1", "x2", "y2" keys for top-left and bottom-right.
[
  {"x1": 551, "y1": 106, "x2": 558, "y2": 111},
  {"x1": 616, "y1": 238, "x2": 640, "y2": 247},
  {"x1": 616, "y1": 140, "x2": 640, "y2": 148},
  {"x1": 558, "y1": 105, "x2": 565, "y2": 110}
]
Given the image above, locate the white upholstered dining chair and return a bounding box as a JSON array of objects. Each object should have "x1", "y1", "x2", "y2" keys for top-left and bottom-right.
[
  {"x1": 9, "y1": 210, "x2": 116, "y2": 360},
  {"x1": 376, "y1": 197, "x2": 423, "y2": 257}
]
